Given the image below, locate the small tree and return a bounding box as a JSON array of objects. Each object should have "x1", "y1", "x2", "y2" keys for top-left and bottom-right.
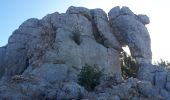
[
  {"x1": 78, "y1": 64, "x2": 103, "y2": 91},
  {"x1": 120, "y1": 51, "x2": 139, "y2": 79}
]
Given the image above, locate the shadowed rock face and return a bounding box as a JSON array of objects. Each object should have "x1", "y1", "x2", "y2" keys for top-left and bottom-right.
[{"x1": 1, "y1": 6, "x2": 169, "y2": 100}]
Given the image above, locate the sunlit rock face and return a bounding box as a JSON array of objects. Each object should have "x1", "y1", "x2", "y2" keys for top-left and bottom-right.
[
  {"x1": 0, "y1": 6, "x2": 122, "y2": 81},
  {"x1": 1, "y1": 6, "x2": 170, "y2": 100},
  {"x1": 109, "y1": 6, "x2": 152, "y2": 64}
]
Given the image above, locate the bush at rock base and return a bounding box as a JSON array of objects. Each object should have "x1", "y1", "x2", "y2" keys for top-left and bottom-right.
[{"x1": 78, "y1": 64, "x2": 103, "y2": 91}]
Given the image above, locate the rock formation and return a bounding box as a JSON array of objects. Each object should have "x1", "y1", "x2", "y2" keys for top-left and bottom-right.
[
  {"x1": 108, "y1": 6, "x2": 152, "y2": 64},
  {"x1": 0, "y1": 6, "x2": 169, "y2": 100}
]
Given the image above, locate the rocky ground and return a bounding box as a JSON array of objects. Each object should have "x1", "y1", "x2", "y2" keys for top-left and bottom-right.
[{"x1": 0, "y1": 73, "x2": 169, "y2": 100}]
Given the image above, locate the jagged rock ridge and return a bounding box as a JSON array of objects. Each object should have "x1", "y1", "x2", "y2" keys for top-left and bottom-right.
[{"x1": 0, "y1": 6, "x2": 169, "y2": 100}]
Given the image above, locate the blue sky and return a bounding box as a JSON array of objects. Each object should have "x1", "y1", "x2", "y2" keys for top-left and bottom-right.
[{"x1": 0, "y1": 0, "x2": 170, "y2": 62}]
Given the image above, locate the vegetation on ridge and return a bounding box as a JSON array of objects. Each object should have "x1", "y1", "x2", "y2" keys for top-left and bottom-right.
[{"x1": 154, "y1": 59, "x2": 170, "y2": 70}]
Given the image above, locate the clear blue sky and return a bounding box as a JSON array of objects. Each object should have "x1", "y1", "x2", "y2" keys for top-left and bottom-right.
[
  {"x1": 0, "y1": 0, "x2": 82, "y2": 46},
  {"x1": 0, "y1": 0, "x2": 170, "y2": 62}
]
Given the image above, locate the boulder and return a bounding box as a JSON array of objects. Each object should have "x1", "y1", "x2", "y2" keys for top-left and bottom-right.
[
  {"x1": 137, "y1": 81, "x2": 160, "y2": 97},
  {"x1": 42, "y1": 12, "x2": 60, "y2": 29},
  {"x1": 3, "y1": 38, "x2": 28, "y2": 80},
  {"x1": 56, "y1": 82, "x2": 87, "y2": 99},
  {"x1": 138, "y1": 63, "x2": 170, "y2": 90},
  {"x1": 160, "y1": 89, "x2": 170, "y2": 100},
  {"x1": 138, "y1": 64, "x2": 157, "y2": 84},
  {"x1": 0, "y1": 84, "x2": 27, "y2": 100},
  {"x1": 120, "y1": 6, "x2": 134, "y2": 15},
  {"x1": 155, "y1": 71, "x2": 167, "y2": 88},
  {"x1": 136, "y1": 14, "x2": 150, "y2": 25},
  {"x1": 126, "y1": 77, "x2": 139, "y2": 87},
  {"x1": 166, "y1": 74, "x2": 170, "y2": 91},
  {"x1": 66, "y1": 6, "x2": 92, "y2": 19},
  {"x1": 0, "y1": 78, "x2": 56, "y2": 100},
  {"x1": 1, "y1": 18, "x2": 43, "y2": 80},
  {"x1": 90, "y1": 8, "x2": 121, "y2": 50},
  {"x1": 96, "y1": 93, "x2": 120, "y2": 100},
  {"x1": 108, "y1": 6, "x2": 121, "y2": 20},
  {"x1": 30, "y1": 63, "x2": 68, "y2": 83},
  {"x1": 111, "y1": 83, "x2": 135, "y2": 99},
  {"x1": 2, "y1": 17, "x2": 58, "y2": 80}
]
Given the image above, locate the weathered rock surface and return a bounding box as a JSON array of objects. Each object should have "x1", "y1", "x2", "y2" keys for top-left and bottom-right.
[
  {"x1": 0, "y1": 80, "x2": 87, "y2": 100},
  {"x1": 29, "y1": 63, "x2": 68, "y2": 83},
  {"x1": 137, "y1": 81, "x2": 160, "y2": 97},
  {"x1": 88, "y1": 78, "x2": 166, "y2": 100},
  {"x1": 1, "y1": 9, "x2": 121, "y2": 81},
  {"x1": 137, "y1": 14, "x2": 150, "y2": 25},
  {"x1": 137, "y1": 63, "x2": 170, "y2": 99},
  {"x1": 109, "y1": 6, "x2": 152, "y2": 64},
  {"x1": 90, "y1": 8, "x2": 121, "y2": 50},
  {"x1": 0, "y1": 6, "x2": 170, "y2": 100},
  {"x1": 138, "y1": 63, "x2": 168, "y2": 86}
]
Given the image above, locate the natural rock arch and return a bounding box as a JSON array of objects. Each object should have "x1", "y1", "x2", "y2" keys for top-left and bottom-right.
[
  {"x1": 0, "y1": 6, "x2": 152, "y2": 81},
  {"x1": 109, "y1": 6, "x2": 152, "y2": 65}
]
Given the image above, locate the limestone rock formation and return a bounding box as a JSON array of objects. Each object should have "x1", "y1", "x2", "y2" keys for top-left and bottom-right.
[
  {"x1": 109, "y1": 6, "x2": 152, "y2": 64},
  {"x1": 0, "y1": 6, "x2": 170, "y2": 100},
  {"x1": 1, "y1": 6, "x2": 122, "y2": 82}
]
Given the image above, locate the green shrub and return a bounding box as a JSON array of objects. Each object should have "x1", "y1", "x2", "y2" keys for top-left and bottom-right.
[
  {"x1": 120, "y1": 51, "x2": 139, "y2": 79},
  {"x1": 78, "y1": 64, "x2": 103, "y2": 91},
  {"x1": 72, "y1": 30, "x2": 81, "y2": 45},
  {"x1": 154, "y1": 59, "x2": 170, "y2": 69}
]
